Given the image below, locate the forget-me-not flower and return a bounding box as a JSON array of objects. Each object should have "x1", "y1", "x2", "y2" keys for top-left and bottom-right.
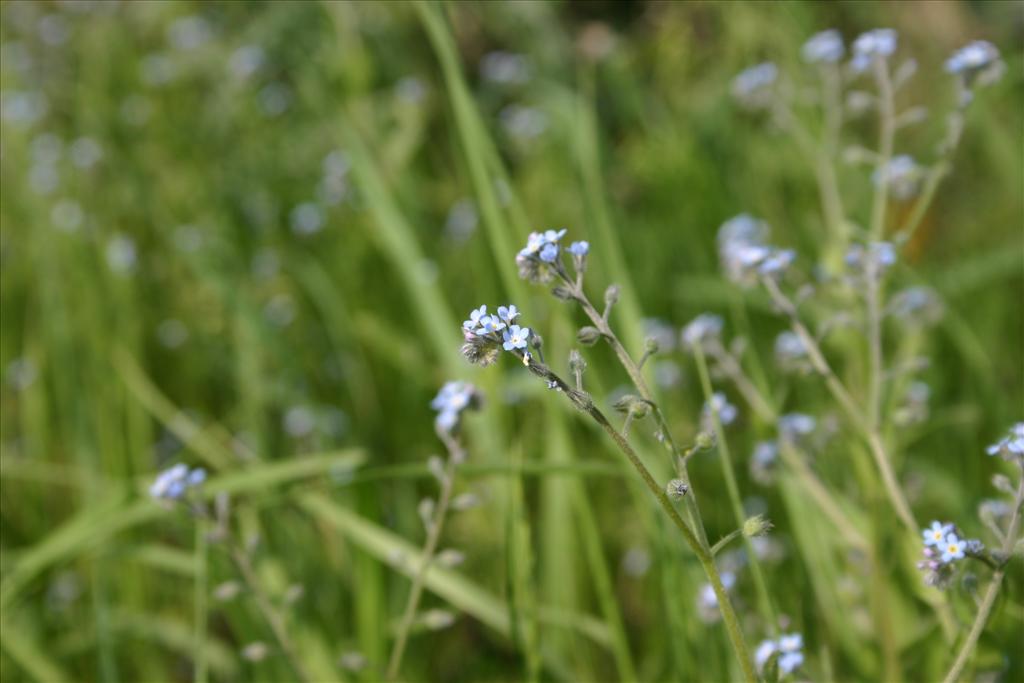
[
  {"x1": 463, "y1": 305, "x2": 488, "y2": 332},
  {"x1": 568, "y1": 241, "x2": 589, "y2": 257},
  {"x1": 850, "y1": 28, "x2": 897, "y2": 72},
  {"x1": 497, "y1": 305, "x2": 520, "y2": 323},
  {"x1": 150, "y1": 463, "x2": 206, "y2": 502},
  {"x1": 539, "y1": 243, "x2": 559, "y2": 263},
  {"x1": 923, "y1": 521, "x2": 953, "y2": 547},
  {"x1": 502, "y1": 325, "x2": 531, "y2": 351},
  {"x1": 986, "y1": 422, "x2": 1024, "y2": 459},
  {"x1": 946, "y1": 40, "x2": 1004, "y2": 88},
  {"x1": 681, "y1": 313, "x2": 724, "y2": 351},
  {"x1": 941, "y1": 533, "x2": 965, "y2": 563},
  {"x1": 732, "y1": 63, "x2": 778, "y2": 109},
  {"x1": 802, "y1": 29, "x2": 844, "y2": 64}
]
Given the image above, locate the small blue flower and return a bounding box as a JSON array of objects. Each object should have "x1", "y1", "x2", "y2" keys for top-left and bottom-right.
[
  {"x1": 539, "y1": 243, "x2": 559, "y2": 263},
  {"x1": 543, "y1": 228, "x2": 567, "y2": 244},
  {"x1": 732, "y1": 63, "x2": 778, "y2": 108},
  {"x1": 923, "y1": 521, "x2": 953, "y2": 547},
  {"x1": 802, "y1": 29, "x2": 844, "y2": 64},
  {"x1": 779, "y1": 413, "x2": 816, "y2": 441},
  {"x1": 477, "y1": 315, "x2": 507, "y2": 334},
  {"x1": 986, "y1": 422, "x2": 1024, "y2": 458},
  {"x1": 940, "y1": 533, "x2": 965, "y2": 563},
  {"x1": 431, "y1": 381, "x2": 481, "y2": 431},
  {"x1": 463, "y1": 305, "x2": 488, "y2": 331},
  {"x1": 946, "y1": 40, "x2": 1002, "y2": 80},
  {"x1": 704, "y1": 392, "x2": 738, "y2": 426},
  {"x1": 497, "y1": 305, "x2": 520, "y2": 323},
  {"x1": 850, "y1": 28, "x2": 897, "y2": 72},
  {"x1": 755, "y1": 632, "x2": 805, "y2": 676},
  {"x1": 149, "y1": 463, "x2": 205, "y2": 502},
  {"x1": 568, "y1": 241, "x2": 589, "y2": 257},
  {"x1": 681, "y1": 313, "x2": 724, "y2": 350},
  {"x1": 502, "y1": 325, "x2": 530, "y2": 351},
  {"x1": 757, "y1": 248, "x2": 795, "y2": 277}
]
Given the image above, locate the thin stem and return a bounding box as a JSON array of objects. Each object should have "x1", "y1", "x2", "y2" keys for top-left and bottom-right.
[
  {"x1": 230, "y1": 544, "x2": 310, "y2": 683},
  {"x1": 567, "y1": 276, "x2": 709, "y2": 547},
  {"x1": 942, "y1": 472, "x2": 1024, "y2": 683},
  {"x1": 522, "y1": 359, "x2": 756, "y2": 682},
  {"x1": 711, "y1": 529, "x2": 744, "y2": 557},
  {"x1": 706, "y1": 341, "x2": 776, "y2": 422},
  {"x1": 194, "y1": 518, "x2": 209, "y2": 683},
  {"x1": 762, "y1": 277, "x2": 918, "y2": 536},
  {"x1": 386, "y1": 435, "x2": 460, "y2": 681},
  {"x1": 693, "y1": 346, "x2": 778, "y2": 631}
]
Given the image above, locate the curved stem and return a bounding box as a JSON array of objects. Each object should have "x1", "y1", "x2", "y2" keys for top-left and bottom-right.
[
  {"x1": 386, "y1": 434, "x2": 460, "y2": 680},
  {"x1": 942, "y1": 473, "x2": 1024, "y2": 683}
]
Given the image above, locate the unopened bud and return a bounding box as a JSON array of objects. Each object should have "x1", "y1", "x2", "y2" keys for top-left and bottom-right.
[
  {"x1": 604, "y1": 284, "x2": 620, "y2": 308},
  {"x1": 577, "y1": 326, "x2": 602, "y2": 346},
  {"x1": 418, "y1": 498, "x2": 435, "y2": 529},
  {"x1": 241, "y1": 642, "x2": 269, "y2": 662},
  {"x1": 992, "y1": 474, "x2": 1014, "y2": 495},
  {"x1": 644, "y1": 336, "x2": 660, "y2": 355},
  {"x1": 612, "y1": 394, "x2": 642, "y2": 415},
  {"x1": 695, "y1": 431, "x2": 715, "y2": 450},
  {"x1": 421, "y1": 609, "x2": 456, "y2": 630},
  {"x1": 568, "y1": 349, "x2": 587, "y2": 374}
]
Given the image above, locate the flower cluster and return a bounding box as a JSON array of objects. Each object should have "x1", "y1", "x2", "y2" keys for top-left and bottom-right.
[
  {"x1": 888, "y1": 286, "x2": 944, "y2": 328},
  {"x1": 945, "y1": 40, "x2": 1005, "y2": 89},
  {"x1": 717, "y1": 214, "x2": 794, "y2": 286},
  {"x1": 430, "y1": 381, "x2": 483, "y2": 432},
  {"x1": 844, "y1": 241, "x2": 896, "y2": 278},
  {"x1": 755, "y1": 632, "x2": 805, "y2": 677},
  {"x1": 802, "y1": 29, "x2": 844, "y2": 65},
  {"x1": 731, "y1": 63, "x2": 778, "y2": 109},
  {"x1": 986, "y1": 422, "x2": 1024, "y2": 461},
  {"x1": 918, "y1": 521, "x2": 985, "y2": 588},
  {"x1": 149, "y1": 463, "x2": 206, "y2": 502},
  {"x1": 461, "y1": 304, "x2": 533, "y2": 366},
  {"x1": 515, "y1": 229, "x2": 589, "y2": 283},
  {"x1": 850, "y1": 28, "x2": 897, "y2": 73}
]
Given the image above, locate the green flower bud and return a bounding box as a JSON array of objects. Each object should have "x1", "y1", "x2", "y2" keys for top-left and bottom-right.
[{"x1": 577, "y1": 326, "x2": 602, "y2": 346}]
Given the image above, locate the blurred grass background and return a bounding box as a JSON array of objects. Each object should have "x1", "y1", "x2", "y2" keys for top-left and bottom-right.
[{"x1": 1, "y1": 1, "x2": 1021, "y2": 682}]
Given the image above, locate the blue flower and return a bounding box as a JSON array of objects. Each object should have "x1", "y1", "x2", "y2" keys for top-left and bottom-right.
[
  {"x1": 940, "y1": 533, "x2": 965, "y2": 563},
  {"x1": 986, "y1": 422, "x2": 1024, "y2": 459},
  {"x1": 851, "y1": 28, "x2": 897, "y2": 72},
  {"x1": 779, "y1": 413, "x2": 816, "y2": 441},
  {"x1": 681, "y1": 313, "x2": 724, "y2": 351},
  {"x1": 477, "y1": 315, "x2": 506, "y2": 334},
  {"x1": 502, "y1": 325, "x2": 530, "y2": 351},
  {"x1": 732, "y1": 63, "x2": 778, "y2": 109},
  {"x1": 923, "y1": 521, "x2": 953, "y2": 547},
  {"x1": 149, "y1": 463, "x2": 206, "y2": 502},
  {"x1": 873, "y1": 155, "x2": 921, "y2": 200},
  {"x1": 845, "y1": 241, "x2": 896, "y2": 276},
  {"x1": 703, "y1": 392, "x2": 738, "y2": 427},
  {"x1": 946, "y1": 40, "x2": 1003, "y2": 81},
  {"x1": 497, "y1": 305, "x2": 520, "y2": 323},
  {"x1": 758, "y1": 248, "x2": 795, "y2": 277},
  {"x1": 463, "y1": 305, "x2": 488, "y2": 332},
  {"x1": 543, "y1": 228, "x2": 567, "y2": 244},
  {"x1": 539, "y1": 242, "x2": 559, "y2": 263},
  {"x1": 431, "y1": 381, "x2": 481, "y2": 431},
  {"x1": 568, "y1": 241, "x2": 589, "y2": 257},
  {"x1": 802, "y1": 29, "x2": 844, "y2": 64},
  {"x1": 520, "y1": 232, "x2": 546, "y2": 256},
  {"x1": 755, "y1": 632, "x2": 805, "y2": 676}
]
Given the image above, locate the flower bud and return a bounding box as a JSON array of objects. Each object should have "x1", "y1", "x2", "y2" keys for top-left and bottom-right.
[
  {"x1": 695, "y1": 431, "x2": 716, "y2": 450},
  {"x1": 577, "y1": 326, "x2": 602, "y2": 346},
  {"x1": 644, "y1": 336, "x2": 660, "y2": 355},
  {"x1": 604, "y1": 284, "x2": 620, "y2": 308},
  {"x1": 568, "y1": 349, "x2": 587, "y2": 374},
  {"x1": 612, "y1": 394, "x2": 642, "y2": 415},
  {"x1": 992, "y1": 474, "x2": 1014, "y2": 495}
]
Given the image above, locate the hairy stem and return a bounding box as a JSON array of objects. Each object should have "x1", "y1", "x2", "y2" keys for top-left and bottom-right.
[
  {"x1": 942, "y1": 472, "x2": 1024, "y2": 683},
  {"x1": 693, "y1": 346, "x2": 778, "y2": 630},
  {"x1": 524, "y1": 359, "x2": 756, "y2": 682},
  {"x1": 386, "y1": 433, "x2": 461, "y2": 680},
  {"x1": 230, "y1": 544, "x2": 310, "y2": 683}
]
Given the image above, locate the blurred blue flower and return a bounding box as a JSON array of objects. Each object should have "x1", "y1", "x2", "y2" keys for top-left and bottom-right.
[
  {"x1": 568, "y1": 241, "x2": 589, "y2": 257},
  {"x1": 850, "y1": 29, "x2": 897, "y2": 72},
  {"x1": 923, "y1": 521, "x2": 953, "y2": 547},
  {"x1": 539, "y1": 243, "x2": 559, "y2": 263},
  {"x1": 149, "y1": 463, "x2": 205, "y2": 502},
  {"x1": 802, "y1": 30, "x2": 844, "y2": 64},
  {"x1": 986, "y1": 422, "x2": 1024, "y2": 459},
  {"x1": 940, "y1": 533, "x2": 965, "y2": 563},
  {"x1": 463, "y1": 305, "x2": 488, "y2": 332},
  {"x1": 732, "y1": 63, "x2": 777, "y2": 109},
  {"x1": 497, "y1": 305, "x2": 520, "y2": 323}
]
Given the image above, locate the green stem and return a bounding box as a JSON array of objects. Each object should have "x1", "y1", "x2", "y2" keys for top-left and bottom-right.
[
  {"x1": 522, "y1": 359, "x2": 756, "y2": 682},
  {"x1": 386, "y1": 435, "x2": 461, "y2": 681},
  {"x1": 194, "y1": 519, "x2": 209, "y2": 683},
  {"x1": 942, "y1": 474, "x2": 1024, "y2": 683},
  {"x1": 693, "y1": 346, "x2": 778, "y2": 631}
]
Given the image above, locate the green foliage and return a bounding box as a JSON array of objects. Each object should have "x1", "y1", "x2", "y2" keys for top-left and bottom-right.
[{"x1": 1, "y1": 2, "x2": 1021, "y2": 682}]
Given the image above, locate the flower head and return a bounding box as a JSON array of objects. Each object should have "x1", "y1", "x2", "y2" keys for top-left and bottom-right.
[
  {"x1": 803, "y1": 29, "x2": 844, "y2": 64},
  {"x1": 946, "y1": 40, "x2": 1004, "y2": 88},
  {"x1": 431, "y1": 381, "x2": 482, "y2": 432},
  {"x1": 732, "y1": 62, "x2": 778, "y2": 109},
  {"x1": 497, "y1": 305, "x2": 520, "y2": 323},
  {"x1": 755, "y1": 632, "x2": 805, "y2": 676},
  {"x1": 986, "y1": 422, "x2": 1024, "y2": 460},
  {"x1": 703, "y1": 392, "x2": 738, "y2": 429},
  {"x1": 923, "y1": 520, "x2": 953, "y2": 547},
  {"x1": 477, "y1": 315, "x2": 506, "y2": 335},
  {"x1": 681, "y1": 313, "x2": 724, "y2": 351},
  {"x1": 873, "y1": 154, "x2": 921, "y2": 200},
  {"x1": 940, "y1": 533, "x2": 965, "y2": 563},
  {"x1": 463, "y1": 305, "x2": 488, "y2": 332},
  {"x1": 774, "y1": 331, "x2": 811, "y2": 374},
  {"x1": 502, "y1": 325, "x2": 531, "y2": 351},
  {"x1": 518, "y1": 229, "x2": 569, "y2": 282},
  {"x1": 845, "y1": 241, "x2": 896, "y2": 278},
  {"x1": 539, "y1": 242, "x2": 559, "y2": 263},
  {"x1": 149, "y1": 463, "x2": 206, "y2": 502},
  {"x1": 779, "y1": 413, "x2": 816, "y2": 442},
  {"x1": 850, "y1": 28, "x2": 897, "y2": 72},
  {"x1": 568, "y1": 241, "x2": 589, "y2": 257}
]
